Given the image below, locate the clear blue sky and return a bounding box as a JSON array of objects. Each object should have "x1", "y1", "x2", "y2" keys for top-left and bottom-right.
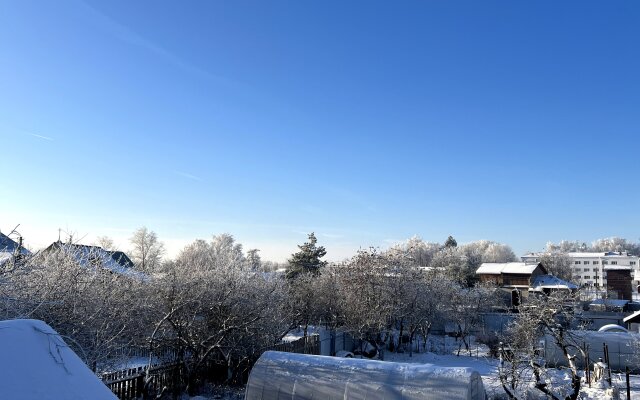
[{"x1": 1, "y1": 0, "x2": 639, "y2": 261}]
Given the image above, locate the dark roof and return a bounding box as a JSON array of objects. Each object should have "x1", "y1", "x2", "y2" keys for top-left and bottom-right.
[
  {"x1": 42, "y1": 241, "x2": 137, "y2": 272},
  {"x1": 0, "y1": 232, "x2": 29, "y2": 255},
  {"x1": 109, "y1": 251, "x2": 135, "y2": 269}
]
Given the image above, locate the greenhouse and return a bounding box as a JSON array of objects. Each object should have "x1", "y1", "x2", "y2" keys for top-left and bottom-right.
[{"x1": 245, "y1": 351, "x2": 486, "y2": 400}]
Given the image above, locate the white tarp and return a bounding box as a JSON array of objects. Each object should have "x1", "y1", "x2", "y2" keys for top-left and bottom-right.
[
  {"x1": 0, "y1": 319, "x2": 117, "y2": 400},
  {"x1": 245, "y1": 351, "x2": 486, "y2": 400}
]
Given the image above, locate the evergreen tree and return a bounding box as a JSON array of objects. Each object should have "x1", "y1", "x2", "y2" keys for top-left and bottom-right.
[
  {"x1": 444, "y1": 235, "x2": 457, "y2": 248},
  {"x1": 286, "y1": 232, "x2": 327, "y2": 280}
]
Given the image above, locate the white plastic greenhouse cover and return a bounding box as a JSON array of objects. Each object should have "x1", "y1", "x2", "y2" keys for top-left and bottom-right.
[
  {"x1": 245, "y1": 351, "x2": 486, "y2": 400},
  {"x1": 543, "y1": 331, "x2": 640, "y2": 371}
]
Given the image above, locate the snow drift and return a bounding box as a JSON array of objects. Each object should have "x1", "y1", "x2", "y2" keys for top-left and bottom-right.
[
  {"x1": 245, "y1": 351, "x2": 486, "y2": 400},
  {"x1": 0, "y1": 319, "x2": 116, "y2": 400}
]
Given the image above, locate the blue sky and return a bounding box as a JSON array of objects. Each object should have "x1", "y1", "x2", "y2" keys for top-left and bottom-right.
[{"x1": 1, "y1": 0, "x2": 639, "y2": 261}]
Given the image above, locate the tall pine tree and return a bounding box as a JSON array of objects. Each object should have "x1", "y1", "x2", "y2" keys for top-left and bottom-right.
[{"x1": 286, "y1": 232, "x2": 327, "y2": 280}]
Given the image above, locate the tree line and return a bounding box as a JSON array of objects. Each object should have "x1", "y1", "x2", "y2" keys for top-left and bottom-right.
[{"x1": 1, "y1": 229, "x2": 638, "y2": 396}]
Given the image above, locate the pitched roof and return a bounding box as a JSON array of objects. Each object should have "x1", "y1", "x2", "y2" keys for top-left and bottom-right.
[
  {"x1": 623, "y1": 310, "x2": 640, "y2": 324},
  {"x1": 476, "y1": 262, "x2": 542, "y2": 275},
  {"x1": 0, "y1": 232, "x2": 29, "y2": 255},
  {"x1": 42, "y1": 242, "x2": 143, "y2": 278},
  {"x1": 530, "y1": 274, "x2": 578, "y2": 291},
  {"x1": 523, "y1": 251, "x2": 637, "y2": 259}
]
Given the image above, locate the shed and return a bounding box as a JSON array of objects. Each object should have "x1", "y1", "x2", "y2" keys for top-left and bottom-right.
[{"x1": 245, "y1": 351, "x2": 486, "y2": 400}]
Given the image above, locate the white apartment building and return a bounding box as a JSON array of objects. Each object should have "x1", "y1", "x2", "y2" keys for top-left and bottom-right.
[{"x1": 521, "y1": 251, "x2": 640, "y2": 289}]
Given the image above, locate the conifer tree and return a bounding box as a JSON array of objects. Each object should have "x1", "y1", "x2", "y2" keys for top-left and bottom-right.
[{"x1": 286, "y1": 232, "x2": 327, "y2": 280}]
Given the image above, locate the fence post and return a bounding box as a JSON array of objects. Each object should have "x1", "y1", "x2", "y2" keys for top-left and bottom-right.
[{"x1": 626, "y1": 366, "x2": 631, "y2": 400}]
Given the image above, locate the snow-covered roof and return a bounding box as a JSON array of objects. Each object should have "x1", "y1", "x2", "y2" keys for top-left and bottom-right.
[
  {"x1": 522, "y1": 252, "x2": 637, "y2": 259},
  {"x1": 529, "y1": 275, "x2": 578, "y2": 291},
  {"x1": 589, "y1": 299, "x2": 629, "y2": 307},
  {"x1": 568, "y1": 252, "x2": 635, "y2": 258},
  {"x1": 476, "y1": 262, "x2": 540, "y2": 275},
  {"x1": 42, "y1": 242, "x2": 144, "y2": 279},
  {"x1": 623, "y1": 310, "x2": 640, "y2": 324},
  {"x1": 0, "y1": 232, "x2": 30, "y2": 255},
  {"x1": 603, "y1": 265, "x2": 632, "y2": 271},
  {"x1": 0, "y1": 319, "x2": 117, "y2": 400}
]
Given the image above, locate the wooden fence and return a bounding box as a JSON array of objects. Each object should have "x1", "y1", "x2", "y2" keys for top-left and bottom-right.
[
  {"x1": 102, "y1": 335, "x2": 320, "y2": 399},
  {"x1": 102, "y1": 362, "x2": 183, "y2": 400}
]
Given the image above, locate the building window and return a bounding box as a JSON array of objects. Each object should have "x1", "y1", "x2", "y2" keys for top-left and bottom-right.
[
  {"x1": 593, "y1": 268, "x2": 598, "y2": 272},
  {"x1": 584, "y1": 276, "x2": 590, "y2": 279},
  {"x1": 583, "y1": 261, "x2": 590, "y2": 265},
  {"x1": 582, "y1": 268, "x2": 589, "y2": 272},
  {"x1": 603, "y1": 261, "x2": 608, "y2": 265},
  {"x1": 631, "y1": 261, "x2": 636, "y2": 266},
  {"x1": 575, "y1": 261, "x2": 581, "y2": 264},
  {"x1": 611, "y1": 261, "x2": 617, "y2": 265}
]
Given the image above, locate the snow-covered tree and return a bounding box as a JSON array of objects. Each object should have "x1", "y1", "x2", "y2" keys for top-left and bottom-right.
[
  {"x1": 499, "y1": 291, "x2": 584, "y2": 400},
  {"x1": 538, "y1": 252, "x2": 573, "y2": 281},
  {"x1": 386, "y1": 235, "x2": 440, "y2": 267},
  {"x1": 286, "y1": 232, "x2": 327, "y2": 280},
  {"x1": 146, "y1": 236, "x2": 286, "y2": 393},
  {"x1": 129, "y1": 227, "x2": 165, "y2": 273},
  {"x1": 246, "y1": 248, "x2": 261, "y2": 270},
  {"x1": 3, "y1": 246, "x2": 147, "y2": 372}
]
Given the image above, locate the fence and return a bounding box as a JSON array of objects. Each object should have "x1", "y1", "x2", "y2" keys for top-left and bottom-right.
[
  {"x1": 102, "y1": 335, "x2": 320, "y2": 400},
  {"x1": 266, "y1": 334, "x2": 320, "y2": 355}
]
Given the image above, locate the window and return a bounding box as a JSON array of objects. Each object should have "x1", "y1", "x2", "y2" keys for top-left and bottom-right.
[
  {"x1": 611, "y1": 261, "x2": 617, "y2": 265},
  {"x1": 584, "y1": 276, "x2": 590, "y2": 279},
  {"x1": 631, "y1": 261, "x2": 636, "y2": 266},
  {"x1": 603, "y1": 261, "x2": 608, "y2": 265},
  {"x1": 575, "y1": 261, "x2": 581, "y2": 265},
  {"x1": 593, "y1": 268, "x2": 598, "y2": 272},
  {"x1": 583, "y1": 261, "x2": 590, "y2": 265}
]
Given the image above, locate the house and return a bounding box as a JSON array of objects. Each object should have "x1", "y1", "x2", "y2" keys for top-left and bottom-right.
[
  {"x1": 37, "y1": 241, "x2": 141, "y2": 278},
  {"x1": 522, "y1": 251, "x2": 639, "y2": 289},
  {"x1": 0, "y1": 232, "x2": 30, "y2": 266},
  {"x1": 529, "y1": 274, "x2": 578, "y2": 295},
  {"x1": 476, "y1": 262, "x2": 548, "y2": 305}
]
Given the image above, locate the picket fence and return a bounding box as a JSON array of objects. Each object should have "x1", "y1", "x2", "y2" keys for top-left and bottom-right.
[{"x1": 102, "y1": 334, "x2": 320, "y2": 400}]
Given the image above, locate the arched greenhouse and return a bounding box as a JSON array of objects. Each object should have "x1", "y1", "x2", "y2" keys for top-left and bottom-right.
[{"x1": 245, "y1": 351, "x2": 486, "y2": 400}]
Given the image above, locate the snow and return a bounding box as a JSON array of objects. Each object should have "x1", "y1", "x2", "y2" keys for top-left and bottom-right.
[
  {"x1": 0, "y1": 319, "x2": 117, "y2": 400},
  {"x1": 51, "y1": 242, "x2": 145, "y2": 279},
  {"x1": 0, "y1": 251, "x2": 12, "y2": 265},
  {"x1": 246, "y1": 351, "x2": 486, "y2": 400},
  {"x1": 477, "y1": 262, "x2": 539, "y2": 275},
  {"x1": 383, "y1": 335, "x2": 640, "y2": 399},
  {"x1": 530, "y1": 274, "x2": 578, "y2": 291},
  {"x1": 624, "y1": 310, "x2": 640, "y2": 324},
  {"x1": 604, "y1": 265, "x2": 632, "y2": 270}
]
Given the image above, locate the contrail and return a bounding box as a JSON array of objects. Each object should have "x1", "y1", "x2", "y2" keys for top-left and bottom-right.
[{"x1": 27, "y1": 133, "x2": 54, "y2": 141}]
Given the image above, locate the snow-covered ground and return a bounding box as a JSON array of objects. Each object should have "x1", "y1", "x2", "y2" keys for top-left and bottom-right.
[
  {"x1": 384, "y1": 335, "x2": 640, "y2": 400},
  {"x1": 103, "y1": 332, "x2": 640, "y2": 399}
]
